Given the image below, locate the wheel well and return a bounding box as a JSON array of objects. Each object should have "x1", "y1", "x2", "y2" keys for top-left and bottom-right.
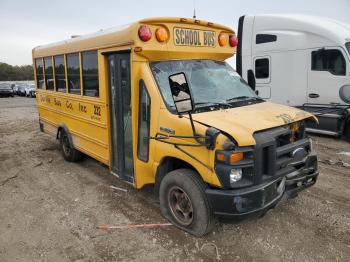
[
  {"x1": 56, "y1": 126, "x2": 63, "y2": 140},
  {"x1": 154, "y1": 157, "x2": 200, "y2": 197}
]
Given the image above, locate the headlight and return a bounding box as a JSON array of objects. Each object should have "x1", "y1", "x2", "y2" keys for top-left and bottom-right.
[{"x1": 230, "y1": 168, "x2": 242, "y2": 184}]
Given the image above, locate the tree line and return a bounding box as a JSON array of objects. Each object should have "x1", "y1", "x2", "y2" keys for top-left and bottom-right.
[{"x1": 0, "y1": 62, "x2": 34, "y2": 81}]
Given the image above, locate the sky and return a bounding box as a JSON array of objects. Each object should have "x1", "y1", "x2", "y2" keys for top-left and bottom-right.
[{"x1": 0, "y1": 0, "x2": 349, "y2": 66}]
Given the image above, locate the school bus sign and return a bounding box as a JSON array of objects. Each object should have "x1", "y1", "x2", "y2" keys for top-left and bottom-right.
[{"x1": 173, "y1": 27, "x2": 216, "y2": 47}]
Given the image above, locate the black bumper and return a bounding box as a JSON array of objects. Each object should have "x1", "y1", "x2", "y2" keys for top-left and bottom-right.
[{"x1": 206, "y1": 154, "x2": 318, "y2": 219}]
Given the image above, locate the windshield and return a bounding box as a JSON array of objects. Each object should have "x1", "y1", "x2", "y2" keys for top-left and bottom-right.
[
  {"x1": 150, "y1": 60, "x2": 260, "y2": 112},
  {"x1": 346, "y1": 42, "x2": 350, "y2": 55}
]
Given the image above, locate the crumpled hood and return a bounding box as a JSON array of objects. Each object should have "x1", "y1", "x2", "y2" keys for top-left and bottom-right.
[{"x1": 192, "y1": 102, "x2": 316, "y2": 146}]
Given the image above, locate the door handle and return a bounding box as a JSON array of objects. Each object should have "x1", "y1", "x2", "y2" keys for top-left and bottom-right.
[{"x1": 308, "y1": 93, "x2": 320, "y2": 98}]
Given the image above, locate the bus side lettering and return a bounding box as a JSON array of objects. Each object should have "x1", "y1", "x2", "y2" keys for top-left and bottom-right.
[{"x1": 79, "y1": 103, "x2": 87, "y2": 113}]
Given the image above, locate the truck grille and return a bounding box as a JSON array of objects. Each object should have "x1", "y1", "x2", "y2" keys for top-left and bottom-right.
[{"x1": 253, "y1": 125, "x2": 311, "y2": 185}]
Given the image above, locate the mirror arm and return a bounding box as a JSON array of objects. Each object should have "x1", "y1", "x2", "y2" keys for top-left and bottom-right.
[{"x1": 188, "y1": 112, "x2": 206, "y2": 145}]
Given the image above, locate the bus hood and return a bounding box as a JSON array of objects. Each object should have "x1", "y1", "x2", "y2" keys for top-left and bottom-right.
[{"x1": 192, "y1": 102, "x2": 316, "y2": 146}]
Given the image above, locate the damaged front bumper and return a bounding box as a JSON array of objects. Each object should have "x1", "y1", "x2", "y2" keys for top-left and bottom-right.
[{"x1": 206, "y1": 153, "x2": 318, "y2": 219}]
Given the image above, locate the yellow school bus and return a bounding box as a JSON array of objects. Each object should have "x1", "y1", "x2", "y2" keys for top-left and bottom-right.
[{"x1": 32, "y1": 17, "x2": 319, "y2": 236}]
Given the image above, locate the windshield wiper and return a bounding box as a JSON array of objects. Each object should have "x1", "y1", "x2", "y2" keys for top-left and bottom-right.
[
  {"x1": 226, "y1": 96, "x2": 261, "y2": 103},
  {"x1": 194, "y1": 101, "x2": 231, "y2": 107}
]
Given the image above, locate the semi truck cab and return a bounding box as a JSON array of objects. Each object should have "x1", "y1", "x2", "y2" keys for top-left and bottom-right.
[{"x1": 236, "y1": 14, "x2": 350, "y2": 140}]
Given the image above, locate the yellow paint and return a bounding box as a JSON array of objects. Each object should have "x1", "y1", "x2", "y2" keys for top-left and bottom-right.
[{"x1": 32, "y1": 17, "x2": 315, "y2": 190}]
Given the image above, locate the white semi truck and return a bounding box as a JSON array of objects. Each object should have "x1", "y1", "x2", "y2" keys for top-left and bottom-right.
[{"x1": 236, "y1": 14, "x2": 350, "y2": 141}]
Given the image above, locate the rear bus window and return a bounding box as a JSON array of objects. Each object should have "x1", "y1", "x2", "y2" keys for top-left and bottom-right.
[
  {"x1": 35, "y1": 58, "x2": 44, "y2": 89},
  {"x1": 67, "y1": 53, "x2": 81, "y2": 95},
  {"x1": 82, "y1": 51, "x2": 99, "y2": 97},
  {"x1": 44, "y1": 57, "x2": 54, "y2": 90},
  {"x1": 54, "y1": 55, "x2": 66, "y2": 92}
]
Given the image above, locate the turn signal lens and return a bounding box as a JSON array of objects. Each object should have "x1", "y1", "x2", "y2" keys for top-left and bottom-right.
[
  {"x1": 138, "y1": 25, "x2": 152, "y2": 42},
  {"x1": 229, "y1": 152, "x2": 243, "y2": 164},
  {"x1": 229, "y1": 34, "x2": 238, "y2": 47},
  {"x1": 216, "y1": 153, "x2": 226, "y2": 162},
  {"x1": 218, "y1": 33, "x2": 227, "y2": 46},
  {"x1": 155, "y1": 27, "x2": 169, "y2": 42},
  {"x1": 216, "y1": 152, "x2": 244, "y2": 164}
]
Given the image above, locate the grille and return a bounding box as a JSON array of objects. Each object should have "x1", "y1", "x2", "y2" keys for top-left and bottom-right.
[{"x1": 253, "y1": 125, "x2": 311, "y2": 185}]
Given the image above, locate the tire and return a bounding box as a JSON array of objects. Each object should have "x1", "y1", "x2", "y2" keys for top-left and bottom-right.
[
  {"x1": 344, "y1": 122, "x2": 350, "y2": 143},
  {"x1": 59, "y1": 129, "x2": 83, "y2": 162},
  {"x1": 159, "y1": 168, "x2": 215, "y2": 236}
]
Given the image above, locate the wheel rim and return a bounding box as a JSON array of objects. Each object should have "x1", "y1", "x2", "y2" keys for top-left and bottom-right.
[
  {"x1": 62, "y1": 135, "x2": 71, "y2": 156},
  {"x1": 168, "y1": 186, "x2": 193, "y2": 226}
]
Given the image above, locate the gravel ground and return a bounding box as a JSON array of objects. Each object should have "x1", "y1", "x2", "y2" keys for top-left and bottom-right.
[{"x1": 0, "y1": 97, "x2": 350, "y2": 262}]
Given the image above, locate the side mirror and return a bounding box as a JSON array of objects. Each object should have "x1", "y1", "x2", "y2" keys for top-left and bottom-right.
[
  {"x1": 168, "y1": 72, "x2": 194, "y2": 114},
  {"x1": 339, "y1": 85, "x2": 350, "y2": 104},
  {"x1": 247, "y1": 69, "x2": 256, "y2": 90}
]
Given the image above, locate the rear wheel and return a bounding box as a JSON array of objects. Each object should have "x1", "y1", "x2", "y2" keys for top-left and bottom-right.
[
  {"x1": 344, "y1": 122, "x2": 350, "y2": 143},
  {"x1": 59, "y1": 129, "x2": 83, "y2": 162},
  {"x1": 159, "y1": 169, "x2": 215, "y2": 236}
]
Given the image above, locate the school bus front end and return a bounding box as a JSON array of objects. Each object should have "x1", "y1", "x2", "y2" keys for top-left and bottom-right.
[{"x1": 32, "y1": 17, "x2": 319, "y2": 237}]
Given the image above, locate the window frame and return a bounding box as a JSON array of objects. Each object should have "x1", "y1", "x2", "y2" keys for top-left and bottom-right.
[
  {"x1": 35, "y1": 58, "x2": 44, "y2": 89},
  {"x1": 254, "y1": 57, "x2": 270, "y2": 80},
  {"x1": 81, "y1": 50, "x2": 99, "y2": 97},
  {"x1": 311, "y1": 48, "x2": 347, "y2": 76},
  {"x1": 137, "y1": 79, "x2": 151, "y2": 162},
  {"x1": 53, "y1": 55, "x2": 67, "y2": 93},
  {"x1": 66, "y1": 52, "x2": 82, "y2": 95},
  {"x1": 256, "y1": 34, "x2": 277, "y2": 44},
  {"x1": 44, "y1": 56, "x2": 54, "y2": 91}
]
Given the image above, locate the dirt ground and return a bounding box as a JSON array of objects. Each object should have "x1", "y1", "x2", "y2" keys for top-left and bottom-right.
[{"x1": 0, "y1": 97, "x2": 350, "y2": 262}]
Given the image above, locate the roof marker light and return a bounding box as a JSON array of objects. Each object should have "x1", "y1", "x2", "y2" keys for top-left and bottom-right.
[
  {"x1": 155, "y1": 27, "x2": 169, "y2": 42},
  {"x1": 138, "y1": 25, "x2": 152, "y2": 42},
  {"x1": 218, "y1": 33, "x2": 228, "y2": 46},
  {"x1": 229, "y1": 34, "x2": 238, "y2": 47}
]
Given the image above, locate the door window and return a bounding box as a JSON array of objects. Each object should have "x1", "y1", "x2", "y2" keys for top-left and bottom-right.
[
  {"x1": 137, "y1": 80, "x2": 151, "y2": 162},
  {"x1": 255, "y1": 58, "x2": 269, "y2": 79},
  {"x1": 311, "y1": 49, "x2": 346, "y2": 76}
]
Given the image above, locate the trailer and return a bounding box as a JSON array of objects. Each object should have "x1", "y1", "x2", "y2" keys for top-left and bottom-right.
[{"x1": 236, "y1": 14, "x2": 350, "y2": 141}]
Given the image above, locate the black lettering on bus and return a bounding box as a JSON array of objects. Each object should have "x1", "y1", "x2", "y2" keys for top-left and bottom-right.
[
  {"x1": 175, "y1": 29, "x2": 180, "y2": 44},
  {"x1": 66, "y1": 100, "x2": 73, "y2": 110},
  {"x1": 180, "y1": 29, "x2": 185, "y2": 44},
  {"x1": 204, "y1": 32, "x2": 208, "y2": 46},
  {"x1": 79, "y1": 103, "x2": 87, "y2": 113},
  {"x1": 189, "y1": 30, "x2": 194, "y2": 45},
  {"x1": 94, "y1": 105, "x2": 101, "y2": 116}
]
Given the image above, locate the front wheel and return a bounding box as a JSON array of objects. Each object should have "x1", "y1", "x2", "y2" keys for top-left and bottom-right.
[
  {"x1": 59, "y1": 129, "x2": 83, "y2": 162},
  {"x1": 159, "y1": 169, "x2": 215, "y2": 236}
]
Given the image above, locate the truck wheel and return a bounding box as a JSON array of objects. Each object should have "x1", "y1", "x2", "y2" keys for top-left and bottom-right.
[
  {"x1": 159, "y1": 169, "x2": 215, "y2": 236},
  {"x1": 59, "y1": 129, "x2": 83, "y2": 162},
  {"x1": 344, "y1": 123, "x2": 350, "y2": 143}
]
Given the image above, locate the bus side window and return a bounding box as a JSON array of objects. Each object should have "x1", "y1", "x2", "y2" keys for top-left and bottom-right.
[
  {"x1": 44, "y1": 57, "x2": 54, "y2": 90},
  {"x1": 35, "y1": 58, "x2": 44, "y2": 89},
  {"x1": 82, "y1": 51, "x2": 99, "y2": 97},
  {"x1": 255, "y1": 58, "x2": 269, "y2": 79},
  {"x1": 66, "y1": 53, "x2": 81, "y2": 95},
  {"x1": 54, "y1": 55, "x2": 66, "y2": 92},
  {"x1": 137, "y1": 80, "x2": 151, "y2": 162},
  {"x1": 312, "y1": 49, "x2": 346, "y2": 76}
]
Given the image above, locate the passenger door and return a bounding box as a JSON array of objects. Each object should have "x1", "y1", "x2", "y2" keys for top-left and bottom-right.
[
  {"x1": 108, "y1": 52, "x2": 134, "y2": 184},
  {"x1": 254, "y1": 56, "x2": 271, "y2": 99},
  {"x1": 307, "y1": 47, "x2": 350, "y2": 104}
]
